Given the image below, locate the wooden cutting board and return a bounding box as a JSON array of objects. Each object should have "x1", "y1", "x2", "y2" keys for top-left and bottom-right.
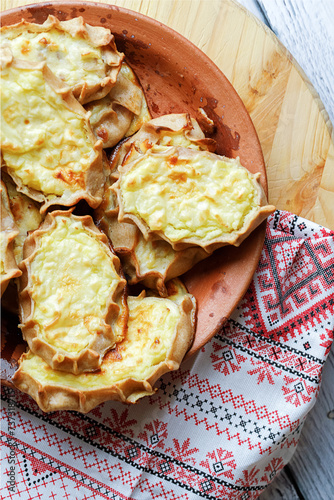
[{"x1": 2, "y1": 0, "x2": 334, "y2": 230}]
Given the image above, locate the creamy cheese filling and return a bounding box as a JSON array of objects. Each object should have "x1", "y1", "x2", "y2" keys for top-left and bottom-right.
[
  {"x1": 155, "y1": 134, "x2": 197, "y2": 148},
  {"x1": 136, "y1": 132, "x2": 203, "y2": 156},
  {"x1": 20, "y1": 295, "x2": 180, "y2": 387},
  {"x1": 120, "y1": 150, "x2": 259, "y2": 242},
  {"x1": 1, "y1": 65, "x2": 96, "y2": 196},
  {"x1": 135, "y1": 236, "x2": 176, "y2": 274},
  {"x1": 0, "y1": 28, "x2": 107, "y2": 88},
  {"x1": 29, "y1": 216, "x2": 121, "y2": 353}
]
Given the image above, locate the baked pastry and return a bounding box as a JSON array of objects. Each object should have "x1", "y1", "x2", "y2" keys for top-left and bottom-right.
[
  {"x1": 1, "y1": 172, "x2": 43, "y2": 264},
  {"x1": 110, "y1": 112, "x2": 216, "y2": 174},
  {"x1": 1, "y1": 180, "x2": 21, "y2": 296},
  {"x1": 1, "y1": 55, "x2": 104, "y2": 211},
  {"x1": 86, "y1": 61, "x2": 152, "y2": 148},
  {"x1": 12, "y1": 279, "x2": 196, "y2": 413},
  {"x1": 0, "y1": 11, "x2": 275, "y2": 414},
  {"x1": 0, "y1": 15, "x2": 123, "y2": 104},
  {"x1": 120, "y1": 62, "x2": 152, "y2": 138},
  {"x1": 114, "y1": 147, "x2": 275, "y2": 252},
  {"x1": 19, "y1": 210, "x2": 128, "y2": 374},
  {"x1": 96, "y1": 185, "x2": 208, "y2": 296},
  {"x1": 94, "y1": 113, "x2": 215, "y2": 294}
]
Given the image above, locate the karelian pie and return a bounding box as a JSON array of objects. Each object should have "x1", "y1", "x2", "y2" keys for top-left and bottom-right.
[
  {"x1": 0, "y1": 54, "x2": 104, "y2": 212},
  {"x1": 94, "y1": 114, "x2": 215, "y2": 294},
  {"x1": 1, "y1": 180, "x2": 21, "y2": 296},
  {"x1": 19, "y1": 210, "x2": 128, "y2": 374},
  {"x1": 86, "y1": 61, "x2": 152, "y2": 148},
  {"x1": 0, "y1": 15, "x2": 123, "y2": 104},
  {"x1": 110, "y1": 112, "x2": 216, "y2": 174},
  {"x1": 95, "y1": 184, "x2": 207, "y2": 296},
  {"x1": 114, "y1": 147, "x2": 276, "y2": 252},
  {"x1": 2, "y1": 172, "x2": 43, "y2": 264},
  {"x1": 13, "y1": 279, "x2": 197, "y2": 413}
]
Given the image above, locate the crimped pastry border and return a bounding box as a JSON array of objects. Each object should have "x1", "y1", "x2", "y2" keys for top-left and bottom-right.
[
  {"x1": 18, "y1": 209, "x2": 128, "y2": 374},
  {"x1": 114, "y1": 147, "x2": 276, "y2": 252},
  {"x1": 97, "y1": 196, "x2": 208, "y2": 296},
  {"x1": 0, "y1": 15, "x2": 124, "y2": 104},
  {"x1": 86, "y1": 61, "x2": 152, "y2": 148},
  {"x1": 13, "y1": 279, "x2": 196, "y2": 413},
  {"x1": 1, "y1": 171, "x2": 43, "y2": 265},
  {"x1": 1, "y1": 56, "x2": 105, "y2": 212},
  {"x1": 94, "y1": 114, "x2": 215, "y2": 294},
  {"x1": 0, "y1": 180, "x2": 21, "y2": 296},
  {"x1": 109, "y1": 112, "x2": 216, "y2": 174}
]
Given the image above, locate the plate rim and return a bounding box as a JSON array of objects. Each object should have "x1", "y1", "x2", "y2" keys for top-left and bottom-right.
[{"x1": 0, "y1": 0, "x2": 268, "y2": 376}]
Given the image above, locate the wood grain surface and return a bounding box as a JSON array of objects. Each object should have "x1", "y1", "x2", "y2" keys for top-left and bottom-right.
[
  {"x1": 258, "y1": 0, "x2": 334, "y2": 128},
  {"x1": 2, "y1": 0, "x2": 333, "y2": 231},
  {"x1": 1, "y1": 1, "x2": 333, "y2": 499},
  {"x1": 240, "y1": 5, "x2": 333, "y2": 500}
]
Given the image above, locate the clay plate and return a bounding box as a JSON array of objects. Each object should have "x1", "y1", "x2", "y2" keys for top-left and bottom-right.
[{"x1": 0, "y1": 1, "x2": 267, "y2": 384}]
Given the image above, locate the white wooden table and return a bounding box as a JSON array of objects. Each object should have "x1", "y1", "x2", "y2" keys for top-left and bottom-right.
[{"x1": 237, "y1": 3, "x2": 334, "y2": 498}]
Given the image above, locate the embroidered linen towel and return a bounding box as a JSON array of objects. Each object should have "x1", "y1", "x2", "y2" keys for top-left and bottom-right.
[{"x1": 1, "y1": 210, "x2": 333, "y2": 499}]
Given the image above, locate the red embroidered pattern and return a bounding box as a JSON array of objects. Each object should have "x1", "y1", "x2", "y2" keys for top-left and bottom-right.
[{"x1": 1, "y1": 211, "x2": 333, "y2": 500}]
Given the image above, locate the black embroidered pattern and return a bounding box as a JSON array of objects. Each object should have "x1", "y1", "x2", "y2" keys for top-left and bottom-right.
[{"x1": 1, "y1": 387, "x2": 268, "y2": 497}]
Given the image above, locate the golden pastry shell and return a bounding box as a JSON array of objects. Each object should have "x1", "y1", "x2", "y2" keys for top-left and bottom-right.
[
  {"x1": 97, "y1": 196, "x2": 208, "y2": 297},
  {"x1": 1, "y1": 56, "x2": 105, "y2": 213},
  {"x1": 115, "y1": 146, "x2": 276, "y2": 252},
  {"x1": 18, "y1": 209, "x2": 128, "y2": 374},
  {"x1": 0, "y1": 15, "x2": 124, "y2": 104},
  {"x1": 0, "y1": 180, "x2": 21, "y2": 296},
  {"x1": 13, "y1": 279, "x2": 196, "y2": 413},
  {"x1": 110, "y1": 112, "x2": 216, "y2": 175}
]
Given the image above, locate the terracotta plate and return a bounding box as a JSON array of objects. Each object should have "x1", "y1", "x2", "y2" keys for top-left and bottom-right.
[{"x1": 0, "y1": 1, "x2": 268, "y2": 384}]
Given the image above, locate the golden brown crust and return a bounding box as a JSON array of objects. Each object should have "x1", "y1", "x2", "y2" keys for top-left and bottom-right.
[
  {"x1": 114, "y1": 147, "x2": 275, "y2": 252},
  {"x1": 96, "y1": 184, "x2": 208, "y2": 296},
  {"x1": 86, "y1": 62, "x2": 152, "y2": 148},
  {"x1": 1, "y1": 57, "x2": 105, "y2": 212},
  {"x1": 86, "y1": 97, "x2": 134, "y2": 149},
  {"x1": 147, "y1": 279, "x2": 197, "y2": 362},
  {"x1": 1, "y1": 172, "x2": 43, "y2": 264},
  {"x1": 110, "y1": 113, "x2": 216, "y2": 174},
  {"x1": 18, "y1": 210, "x2": 128, "y2": 374},
  {"x1": 119, "y1": 61, "x2": 152, "y2": 138},
  {"x1": 93, "y1": 113, "x2": 216, "y2": 293},
  {"x1": 0, "y1": 15, "x2": 124, "y2": 103},
  {"x1": 12, "y1": 279, "x2": 196, "y2": 413},
  {"x1": 0, "y1": 180, "x2": 21, "y2": 296}
]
